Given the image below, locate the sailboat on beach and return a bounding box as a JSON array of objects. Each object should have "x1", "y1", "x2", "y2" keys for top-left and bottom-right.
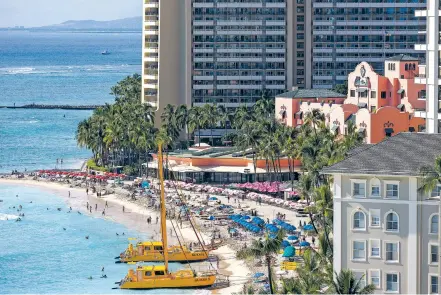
[{"x1": 115, "y1": 144, "x2": 218, "y2": 289}]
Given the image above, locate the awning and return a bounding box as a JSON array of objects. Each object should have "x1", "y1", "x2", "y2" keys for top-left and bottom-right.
[
  {"x1": 356, "y1": 88, "x2": 367, "y2": 93},
  {"x1": 331, "y1": 125, "x2": 339, "y2": 132},
  {"x1": 397, "y1": 104, "x2": 405, "y2": 111},
  {"x1": 358, "y1": 127, "x2": 366, "y2": 133},
  {"x1": 385, "y1": 128, "x2": 394, "y2": 134},
  {"x1": 397, "y1": 89, "x2": 405, "y2": 94},
  {"x1": 357, "y1": 103, "x2": 367, "y2": 108}
]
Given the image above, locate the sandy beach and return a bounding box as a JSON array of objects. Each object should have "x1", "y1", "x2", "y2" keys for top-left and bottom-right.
[
  {"x1": 0, "y1": 176, "x2": 309, "y2": 294},
  {"x1": 0, "y1": 178, "x2": 253, "y2": 294}
]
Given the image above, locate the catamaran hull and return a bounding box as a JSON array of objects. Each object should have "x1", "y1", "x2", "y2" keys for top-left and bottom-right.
[
  {"x1": 119, "y1": 252, "x2": 209, "y2": 263},
  {"x1": 119, "y1": 276, "x2": 216, "y2": 289}
]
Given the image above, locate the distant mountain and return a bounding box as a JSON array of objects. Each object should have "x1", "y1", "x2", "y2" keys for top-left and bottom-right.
[{"x1": 30, "y1": 17, "x2": 142, "y2": 32}]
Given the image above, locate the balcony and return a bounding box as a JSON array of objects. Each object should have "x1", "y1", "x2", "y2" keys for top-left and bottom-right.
[{"x1": 145, "y1": 3, "x2": 159, "y2": 9}]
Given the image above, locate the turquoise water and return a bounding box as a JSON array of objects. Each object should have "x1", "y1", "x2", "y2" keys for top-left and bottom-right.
[
  {"x1": 0, "y1": 31, "x2": 141, "y2": 173},
  {"x1": 0, "y1": 184, "x2": 191, "y2": 294}
]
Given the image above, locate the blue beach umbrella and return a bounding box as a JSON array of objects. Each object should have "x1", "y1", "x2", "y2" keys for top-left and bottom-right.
[
  {"x1": 253, "y1": 272, "x2": 265, "y2": 278},
  {"x1": 242, "y1": 215, "x2": 251, "y2": 220},
  {"x1": 282, "y1": 246, "x2": 296, "y2": 257},
  {"x1": 208, "y1": 197, "x2": 218, "y2": 201},
  {"x1": 299, "y1": 241, "x2": 310, "y2": 247},
  {"x1": 208, "y1": 216, "x2": 215, "y2": 220},
  {"x1": 287, "y1": 235, "x2": 298, "y2": 241},
  {"x1": 281, "y1": 240, "x2": 290, "y2": 248},
  {"x1": 303, "y1": 224, "x2": 314, "y2": 231},
  {"x1": 269, "y1": 227, "x2": 279, "y2": 233},
  {"x1": 269, "y1": 233, "x2": 277, "y2": 239}
]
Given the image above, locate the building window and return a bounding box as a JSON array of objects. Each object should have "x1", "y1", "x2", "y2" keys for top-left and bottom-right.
[
  {"x1": 352, "y1": 271, "x2": 366, "y2": 288},
  {"x1": 352, "y1": 240, "x2": 366, "y2": 261},
  {"x1": 385, "y1": 182, "x2": 399, "y2": 199},
  {"x1": 386, "y1": 273, "x2": 399, "y2": 293},
  {"x1": 370, "y1": 270, "x2": 381, "y2": 289},
  {"x1": 430, "y1": 275, "x2": 438, "y2": 294},
  {"x1": 369, "y1": 209, "x2": 380, "y2": 228},
  {"x1": 370, "y1": 178, "x2": 381, "y2": 197},
  {"x1": 353, "y1": 211, "x2": 366, "y2": 230},
  {"x1": 350, "y1": 90, "x2": 355, "y2": 97},
  {"x1": 430, "y1": 244, "x2": 439, "y2": 264},
  {"x1": 370, "y1": 239, "x2": 381, "y2": 258},
  {"x1": 431, "y1": 186, "x2": 441, "y2": 198},
  {"x1": 430, "y1": 214, "x2": 439, "y2": 234},
  {"x1": 381, "y1": 91, "x2": 386, "y2": 99},
  {"x1": 405, "y1": 64, "x2": 409, "y2": 71},
  {"x1": 352, "y1": 180, "x2": 366, "y2": 198},
  {"x1": 371, "y1": 91, "x2": 376, "y2": 98},
  {"x1": 385, "y1": 242, "x2": 399, "y2": 263},
  {"x1": 385, "y1": 212, "x2": 399, "y2": 232}
]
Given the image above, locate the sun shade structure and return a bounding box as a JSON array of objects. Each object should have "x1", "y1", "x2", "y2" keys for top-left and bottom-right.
[{"x1": 282, "y1": 246, "x2": 296, "y2": 257}]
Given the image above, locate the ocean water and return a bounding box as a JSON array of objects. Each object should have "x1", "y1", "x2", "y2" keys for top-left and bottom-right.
[
  {"x1": 0, "y1": 31, "x2": 142, "y2": 173},
  {"x1": 0, "y1": 184, "x2": 194, "y2": 294}
]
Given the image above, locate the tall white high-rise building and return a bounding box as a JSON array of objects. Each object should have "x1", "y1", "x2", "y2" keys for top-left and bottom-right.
[
  {"x1": 142, "y1": 0, "x2": 312, "y2": 127},
  {"x1": 414, "y1": 0, "x2": 441, "y2": 133},
  {"x1": 312, "y1": 0, "x2": 426, "y2": 89}
]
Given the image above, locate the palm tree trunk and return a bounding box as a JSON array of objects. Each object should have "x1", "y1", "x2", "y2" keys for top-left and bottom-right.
[
  {"x1": 211, "y1": 127, "x2": 214, "y2": 147},
  {"x1": 198, "y1": 123, "x2": 201, "y2": 147},
  {"x1": 266, "y1": 255, "x2": 274, "y2": 294}
]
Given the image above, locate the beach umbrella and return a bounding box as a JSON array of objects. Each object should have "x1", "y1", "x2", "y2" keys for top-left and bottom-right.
[
  {"x1": 208, "y1": 197, "x2": 218, "y2": 201},
  {"x1": 287, "y1": 235, "x2": 298, "y2": 241},
  {"x1": 242, "y1": 215, "x2": 251, "y2": 220},
  {"x1": 269, "y1": 233, "x2": 277, "y2": 239},
  {"x1": 253, "y1": 272, "x2": 265, "y2": 278},
  {"x1": 208, "y1": 216, "x2": 215, "y2": 221},
  {"x1": 303, "y1": 224, "x2": 314, "y2": 231},
  {"x1": 281, "y1": 240, "x2": 290, "y2": 248},
  {"x1": 282, "y1": 246, "x2": 296, "y2": 257},
  {"x1": 269, "y1": 227, "x2": 278, "y2": 233},
  {"x1": 299, "y1": 241, "x2": 310, "y2": 247}
]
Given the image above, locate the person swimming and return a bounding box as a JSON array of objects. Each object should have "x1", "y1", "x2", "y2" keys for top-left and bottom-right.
[
  {"x1": 100, "y1": 274, "x2": 107, "y2": 279},
  {"x1": 63, "y1": 228, "x2": 66, "y2": 231},
  {"x1": 87, "y1": 276, "x2": 93, "y2": 280},
  {"x1": 85, "y1": 236, "x2": 89, "y2": 239}
]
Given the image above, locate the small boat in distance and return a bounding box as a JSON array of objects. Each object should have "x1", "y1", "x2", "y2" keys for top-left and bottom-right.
[{"x1": 101, "y1": 50, "x2": 110, "y2": 55}]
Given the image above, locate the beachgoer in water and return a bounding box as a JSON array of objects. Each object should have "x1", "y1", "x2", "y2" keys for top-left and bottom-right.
[
  {"x1": 69, "y1": 207, "x2": 72, "y2": 211},
  {"x1": 16, "y1": 195, "x2": 18, "y2": 198},
  {"x1": 85, "y1": 236, "x2": 89, "y2": 239},
  {"x1": 63, "y1": 228, "x2": 66, "y2": 230},
  {"x1": 122, "y1": 232, "x2": 125, "y2": 236},
  {"x1": 88, "y1": 276, "x2": 92, "y2": 280},
  {"x1": 102, "y1": 210, "x2": 105, "y2": 216},
  {"x1": 116, "y1": 233, "x2": 119, "y2": 236},
  {"x1": 102, "y1": 267, "x2": 105, "y2": 272},
  {"x1": 101, "y1": 274, "x2": 107, "y2": 278},
  {"x1": 78, "y1": 211, "x2": 81, "y2": 215}
]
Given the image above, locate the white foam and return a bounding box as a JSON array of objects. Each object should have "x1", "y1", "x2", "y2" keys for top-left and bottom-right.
[{"x1": 0, "y1": 213, "x2": 19, "y2": 221}]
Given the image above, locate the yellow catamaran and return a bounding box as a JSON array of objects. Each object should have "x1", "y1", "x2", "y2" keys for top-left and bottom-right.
[{"x1": 116, "y1": 144, "x2": 217, "y2": 289}]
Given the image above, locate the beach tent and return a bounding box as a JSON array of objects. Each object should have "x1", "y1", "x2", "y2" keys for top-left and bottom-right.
[{"x1": 282, "y1": 246, "x2": 296, "y2": 257}]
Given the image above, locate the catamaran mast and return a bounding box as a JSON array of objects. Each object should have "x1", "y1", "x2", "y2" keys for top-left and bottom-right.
[{"x1": 157, "y1": 143, "x2": 169, "y2": 272}]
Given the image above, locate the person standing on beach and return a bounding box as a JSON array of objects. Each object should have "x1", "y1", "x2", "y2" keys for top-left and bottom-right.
[
  {"x1": 105, "y1": 201, "x2": 108, "y2": 208},
  {"x1": 156, "y1": 216, "x2": 159, "y2": 224},
  {"x1": 102, "y1": 210, "x2": 105, "y2": 216},
  {"x1": 122, "y1": 206, "x2": 125, "y2": 213},
  {"x1": 86, "y1": 188, "x2": 89, "y2": 195},
  {"x1": 68, "y1": 191, "x2": 71, "y2": 198},
  {"x1": 89, "y1": 207, "x2": 92, "y2": 213},
  {"x1": 95, "y1": 204, "x2": 97, "y2": 211}
]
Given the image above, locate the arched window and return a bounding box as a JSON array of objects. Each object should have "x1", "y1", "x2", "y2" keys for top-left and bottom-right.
[
  {"x1": 405, "y1": 64, "x2": 409, "y2": 71},
  {"x1": 353, "y1": 211, "x2": 366, "y2": 230},
  {"x1": 386, "y1": 212, "x2": 399, "y2": 232},
  {"x1": 430, "y1": 214, "x2": 439, "y2": 234}
]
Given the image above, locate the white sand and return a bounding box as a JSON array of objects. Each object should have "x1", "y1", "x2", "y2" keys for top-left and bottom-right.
[{"x1": 0, "y1": 178, "x2": 250, "y2": 294}]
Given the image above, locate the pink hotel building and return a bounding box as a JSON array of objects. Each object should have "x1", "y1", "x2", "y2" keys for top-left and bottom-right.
[{"x1": 276, "y1": 55, "x2": 427, "y2": 144}]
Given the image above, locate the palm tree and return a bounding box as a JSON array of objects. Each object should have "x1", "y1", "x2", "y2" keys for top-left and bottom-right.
[
  {"x1": 233, "y1": 105, "x2": 253, "y2": 130},
  {"x1": 419, "y1": 155, "x2": 441, "y2": 195},
  {"x1": 176, "y1": 105, "x2": 189, "y2": 147},
  {"x1": 254, "y1": 90, "x2": 274, "y2": 119},
  {"x1": 332, "y1": 269, "x2": 376, "y2": 294},
  {"x1": 188, "y1": 106, "x2": 207, "y2": 147},
  {"x1": 247, "y1": 233, "x2": 282, "y2": 294},
  {"x1": 203, "y1": 104, "x2": 221, "y2": 146}
]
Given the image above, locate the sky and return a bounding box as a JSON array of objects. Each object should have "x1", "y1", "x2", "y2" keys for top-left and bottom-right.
[{"x1": 0, "y1": 0, "x2": 142, "y2": 27}]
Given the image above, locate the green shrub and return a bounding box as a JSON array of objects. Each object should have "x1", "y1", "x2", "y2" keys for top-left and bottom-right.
[{"x1": 86, "y1": 159, "x2": 109, "y2": 172}]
